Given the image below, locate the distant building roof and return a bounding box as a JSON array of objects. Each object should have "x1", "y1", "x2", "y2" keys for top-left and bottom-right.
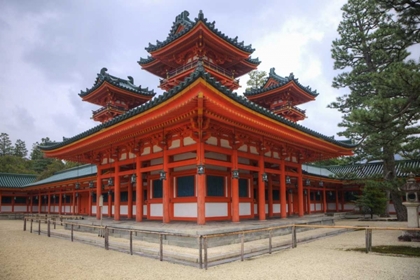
[
  {"x1": 24, "y1": 164, "x2": 97, "y2": 187},
  {"x1": 0, "y1": 173, "x2": 37, "y2": 189}
]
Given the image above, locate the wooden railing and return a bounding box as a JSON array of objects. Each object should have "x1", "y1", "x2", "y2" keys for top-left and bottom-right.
[{"x1": 22, "y1": 217, "x2": 420, "y2": 270}]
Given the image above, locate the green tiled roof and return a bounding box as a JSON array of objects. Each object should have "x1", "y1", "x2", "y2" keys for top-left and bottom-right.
[
  {"x1": 0, "y1": 173, "x2": 37, "y2": 189},
  {"x1": 244, "y1": 67, "x2": 319, "y2": 97},
  {"x1": 40, "y1": 64, "x2": 356, "y2": 151},
  {"x1": 139, "y1": 10, "x2": 258, "y2": 66},
  {"x1": 25, "y1": 164, "x2": 97, "y2": 187},
  {"x1": 325, "y1": 160, "x2": 420, "y2": 179},
  {"x1": 79, "y1": 67, "x2": 155, "y2": 98}
]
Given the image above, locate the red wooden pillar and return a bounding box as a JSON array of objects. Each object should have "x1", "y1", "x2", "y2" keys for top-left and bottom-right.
[
  {"x1": 114, "y1": 173, "x2": 121, "y2": 221},
  {"x1": 72, "y1": 192, "x2": 76, "y2": 215},
  {"x1": 280, "y1": 160, "x2": 287, "y2": 219},
  {"x1": 58, "y1": 192, "x2": 62, "y2": 215},
  {"x1": 127, "y1": 180, "x2": 133, "y2": 219},
  {"x1": 135, "y1": 156, "x2": 143, "y2": 222},
  {"x1": 258, "y1": 153, "x2": 266, "y2": 221},
  {"x1": 298, "y1": 166, "x2": 304, "y2": 217},
  {"x1": 197, "y1": 141, "x2": 206, "y2": 225},
  {"x1": 288, "y1": 191, "x2": 293, "y2": 216},
  {"x1": 323, "y1": 188, "x2": 327, "y2": 213},
  {"x1": 162, "y1": 145, "x2": 170, "y2": 224},
  {"x1": 335, "y1": 188, "x2": 339, "y2": 212},
  {"x1": 38, "y1": 194, "x2": 41, "y2": 214},
  {"x1": 307, "y1": 188, "x2": 311, "y2": 214},
  {"x1": 231, "y1": 149, "x2": 239, "y2": 222},
  {"x1": 88, "y1": 191, "x2": 92, "y2": 216},
  {"x1": 108, "y1": 188, "x2": 112, "y2": 217},
  {"x1": 268, "y1": 175, "x2": 273, "y2": 218},
  {"x1": 96, "y1": 166, "x2": 102, "y2": 219},
  {"x1": 47, "y1": 193, "x2": 51, "y2": 214},
  {"x1": 12, "y1": 195, "x2": 15, "y2": 213}
]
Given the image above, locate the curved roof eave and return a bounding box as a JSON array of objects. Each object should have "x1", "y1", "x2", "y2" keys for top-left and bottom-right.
[{"x1": 41, "y1": 66, "x2": 355, "y2": 153}]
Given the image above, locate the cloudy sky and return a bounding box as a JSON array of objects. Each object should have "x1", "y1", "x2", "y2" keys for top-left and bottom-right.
[{"x1": 1, "y1": 0, "x2": 350, "y2": 153}]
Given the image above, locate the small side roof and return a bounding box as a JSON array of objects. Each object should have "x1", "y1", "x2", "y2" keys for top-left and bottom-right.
[{"x1": 25, "y1": 165, "x2": 97, "y2": 187}]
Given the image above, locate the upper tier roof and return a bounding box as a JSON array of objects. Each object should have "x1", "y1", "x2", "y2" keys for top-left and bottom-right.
[
  {"x1": 244, "y1": 68, "x2": 319, "y2": 98},
  {"x1": 79, "y1": 67, "x2": 155, "y2": 98},
  {"x1": 40, "y1": 65, "x2": 356, "y2": 152},
  {"x1": 0, "y1": 173, "x2": 37, "y2": 189},
  {"x1": 144, "y1": 10, "x2": 255, "y2": 54}
]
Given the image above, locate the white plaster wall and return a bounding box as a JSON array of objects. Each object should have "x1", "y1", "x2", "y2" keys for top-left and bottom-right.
[
  {"x1": 92, "y1": 206, "x2": 96, "y2": 214},
  {"x1": 150, "y1": 158, "x2": 163, "y2": 165},
  {"x1": 310, "y1": 204, "x2": 314, "y2": 211},
  {"x1": 273, "y1": 203, "x2": 280, "y2": 213},
  {"x1": 112, "y1": 206, "x2": 115, "y2": 214},
  {"x1": 327, "y1": 203, "x2": 336, "y2": 210},
  {"x1": 120, "y1": 205, "x2": 128, "y2": 215},
  {"x1": 153, "y1": 145, "x2": 162, "y2": 153},
  {"x1": 174, "y1": 203, "x2": 197, "y2": 217},
  {"x1": 316, "y1": 204, "x2": 323, "y2": 211},
  {"x1": 344, "y1": 204, "x2": 355, "y2": 210},
  {"x1": 265, "y1": 204, "x2": 268, "y2": 214},
  {"x1": 254, "y1": 204, "x2": 258, "y2": 214},
  {"x1": 184, "y1": 137, "x2": 196, "y2": 146},
  {"x1": 206, "y1": 137, "x2": 217, "y2": 146},
  {"x1": 150, "y1": 204, "x2": 163, "y2": 216},
  {"x1": 133, "y1": 205, "x2": 136, "y2": 214},
  {"x1": 173, "y1": 152, "x2": 196, "y2": 161},
  {"x1": 273, "y1": 152, "x2": 280, "y2": 159},
  {"x1": 220, "y1": 139, "x2": 231, "y2": 149},
  {"x1": 238, "y1": 144, "x2": 247, "y2": 152},
  {"x1": 1, "y1": 206, "x2": 12, "y2": 212},
  {"x1": 14, "y1": 206, "x2": 26, "y2": 212},
  {"x1": 206, "y1": 152, "x2": 227, "y2": 161},
  {"x1": 239, "y1": 202, "x2": 251, "y2": 216},
  {"x1": 142, "y1": 147, "x2": 150, "y2": 155},
  {"x1": 102, "y1": 206, "x2": 108, "y2": 214},
  {"x1": 238, "y1": 157, "x2": 250, "y2": 164},
  {"x1": 32, "y1": 206, "x2": 38, "y2": 212},
  {"x1": 250, "y1": 146, "x2": 258, "y2": 154},
  {"x1": 143, "y1": 205, "x2": 147, "y2": 215},
  {"x1": 170, "y1": 139, "x2": 181, "y2": 149},
  {"x1": 173, "y1": 165, "x2": 196, "y2": 172},
  {"x1": 205, "y1": 202, "x2": 227, "y2": 217}
]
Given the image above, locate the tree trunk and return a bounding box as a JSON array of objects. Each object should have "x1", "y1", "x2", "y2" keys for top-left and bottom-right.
[{"x1": 383, "y1": 147, "x2": 407, "y2": 221}]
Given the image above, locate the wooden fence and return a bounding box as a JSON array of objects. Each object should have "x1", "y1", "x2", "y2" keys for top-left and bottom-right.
[{"x1": 21, "y1": 215, "x2": 420, "y2": 269}]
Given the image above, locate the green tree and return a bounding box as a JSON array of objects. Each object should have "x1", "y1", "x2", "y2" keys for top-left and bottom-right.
[
  {"x1": 31, "y1": 137, "x2": 54, "y2": 173},
  {"x1": 246, "y1": 70, "x2": 267, "y2": 90},
  {"x1": 0, "y1": 133, "x2": 14, "y2": 156},
  {"x1": 13, "y1": 139, "x2": 28, "y2": 158},
  {"x1": 0, "y1": 155, "x2": 36, "y2": 174},
  {"x1": 355, "y1": 181, "x2": 388, "y2": 219},
  {"x1": 329, "y1": 0, "x2": 420, "y2": 220}
]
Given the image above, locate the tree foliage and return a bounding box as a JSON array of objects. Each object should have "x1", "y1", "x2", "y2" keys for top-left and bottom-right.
[
  {"x1": 0, "y1": 133, "x2": 14, "y2": 156},
  {"x1": 355, "y1": 180, "x2": 389, "y2": 219},
  {"x1": 329, "y1": 0, "x2": 420, "y2": 220},
  {"x1": 14, "y1": 139, "x2": 28, "y2": 158},
  {"x1": 246, "y1": 70, "x2": 267, "y2": 90}
]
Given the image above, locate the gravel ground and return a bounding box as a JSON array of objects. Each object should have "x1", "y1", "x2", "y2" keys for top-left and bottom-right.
[{"x1": 0, "y1": 219, "x2": 419, "y2": 280}]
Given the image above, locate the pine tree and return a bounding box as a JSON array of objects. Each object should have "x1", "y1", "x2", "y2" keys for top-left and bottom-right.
[
  {"x1": 0, "y1": 133, "x2": 14, "y2": 156},
  {"x1": 355, "y1": 180, "x2": 388, "y2": 219},
  {"x1": 246, "y1": 70, "x2": 267, "y2": 90},
  {"x1": 14, "y1": 139, "x2": 28, "y2": 158},
  {"x1": 329, "y1": 0, "x2": 420, "y2": 220}
]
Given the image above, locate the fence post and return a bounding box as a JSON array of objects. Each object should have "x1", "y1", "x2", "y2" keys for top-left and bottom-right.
[
  {"x1": 269, "y1": 230, "x2": 272, "y2": 254},
  {"x1": 241, "y1": 233, "x2": 244, "y2": 261},
  {"x1": 365, "y1": 229, "x2": 372, "y2": 253},
  {"x1": 159, "y1": 234, "x2": 163, "y2": 261},
  {"x1": 23, "y1": 218, "x2": 27, "y2": 231},
  {"x1": 199, "y1": 236, "x2": 203, "y2": 269},
  {"x1": 38, "y1": 220, "x2": 41, "y2": 235},
  {"x1": 105, "y1": 227, "x2": 109, "y2": 250},
  {"x1": 47, "y1": 220, "x2": 50, "y2": 237},
  {"x1": 204, "y1": 237, "x2": 208, "y2": 270},
  {"x1": 292, "y1": 225, "x2": 297, "y2": 248},
  {"x1": 30, "y1": 219, "x2": 33, "y2": 233},
  {"x1": 54, "y1": 218, "x2": 56, "y2": 230},
  {"x1": 71, "y1": 224, "x2": 74, "y2": 242},
  {"x1": 369, "y1": 229, "x2": 372, "y2": 252},
  {"x1": 130, "y1": 231, "x2": 133, "y2": 255}
]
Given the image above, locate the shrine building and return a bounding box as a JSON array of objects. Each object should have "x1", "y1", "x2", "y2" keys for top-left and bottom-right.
[{"x1": 1, "y1": 11, "x2": 370, "y2": 224}]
